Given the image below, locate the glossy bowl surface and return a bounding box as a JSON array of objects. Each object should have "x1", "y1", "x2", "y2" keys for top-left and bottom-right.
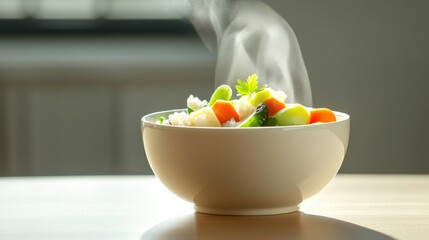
[{"x1": 142, "y1": 109, "x2": 350, "y2": 215}]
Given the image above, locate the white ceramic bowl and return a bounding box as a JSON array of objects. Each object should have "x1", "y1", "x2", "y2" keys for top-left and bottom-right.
[{"x1": 142, "y1": 109, "x2": 350, "y2": 215}]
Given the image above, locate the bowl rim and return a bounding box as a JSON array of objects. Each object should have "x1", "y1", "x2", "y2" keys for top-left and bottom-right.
[{"x1": 142, "y1": 108, "x2": 350, "y2": 131}]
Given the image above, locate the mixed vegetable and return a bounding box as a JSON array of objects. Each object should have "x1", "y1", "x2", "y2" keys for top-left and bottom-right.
[{"x1": 158, "y1": 73, "x2": 336, "y2": 127}]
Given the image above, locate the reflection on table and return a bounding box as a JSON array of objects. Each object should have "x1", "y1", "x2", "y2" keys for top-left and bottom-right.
[{"x1": 142, "y1": 212, "x2": 393, "y2": 240}]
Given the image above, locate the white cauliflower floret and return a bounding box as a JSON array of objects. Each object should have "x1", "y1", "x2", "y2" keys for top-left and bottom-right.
[
  {"x1": 268, "y1": 88, "x2": 287, "y2": 102},
  {"x1": 168, "y1": 112, "x2": 192, "y2": 126},
  {"x1": 187, "y1": 95, "x2": 207, "y2": 111},
  {"x1": 234, "y1": 97, "x2": 256, "y2": 121},
  {"x1": 222, "y1": 119, "x2": 239, "y2": 127}
]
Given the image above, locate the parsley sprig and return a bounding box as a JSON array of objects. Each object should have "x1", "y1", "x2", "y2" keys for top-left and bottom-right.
[{"x1": 235, "y1": 73, "x2": 266, "y2": 97}]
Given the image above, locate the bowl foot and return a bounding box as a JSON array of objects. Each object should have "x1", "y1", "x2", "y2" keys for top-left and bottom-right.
[{"x1": 194, "y1": 205, "x2": 300, "y2": 216}]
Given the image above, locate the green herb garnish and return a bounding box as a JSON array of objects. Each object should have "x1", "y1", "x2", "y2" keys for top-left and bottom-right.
[
  {"x1": 235, "y1": 73, "x2": 266, "y2": 97},
  {"x1": 158, "y1": 116, "x2": 166, "y2": 124}
]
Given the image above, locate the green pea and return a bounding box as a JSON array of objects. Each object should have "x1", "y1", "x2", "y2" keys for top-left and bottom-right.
[{"x1": 208, "y1": 85, "x2": 232, "y2": 106}]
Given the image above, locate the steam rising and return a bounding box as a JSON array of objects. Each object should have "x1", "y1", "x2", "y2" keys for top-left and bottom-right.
[{"x1": 187, "y1": 0, "x2": 312, "y2": 106}]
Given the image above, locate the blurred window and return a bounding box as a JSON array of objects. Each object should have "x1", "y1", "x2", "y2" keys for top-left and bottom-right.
[
  {"x1": 0, "y1": 0, "x2": 193, "y2": 34},
  {"x1": 37, "y1": 0, "x2": 95, "y2": 19},
  {"x1": 0, "y1": 0, "x2": 23, "y2": 19}
]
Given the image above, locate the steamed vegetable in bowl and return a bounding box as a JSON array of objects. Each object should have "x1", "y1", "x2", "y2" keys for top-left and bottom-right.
[{"x1": 159, "y1": 73, "x2": 336, "y2": 127}]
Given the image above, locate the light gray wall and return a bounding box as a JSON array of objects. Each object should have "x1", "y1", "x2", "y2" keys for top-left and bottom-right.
[
  {"x1": 267, "y1": 0, "x2": 429, "y2": 173},
  {"x1": 1, "y1": 1, "x2": 428, "y2": 175}
]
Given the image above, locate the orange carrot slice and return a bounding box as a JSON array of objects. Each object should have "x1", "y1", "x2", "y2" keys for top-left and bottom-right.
[
  {"x1": 309, "y1": 108, "x2": 336, "y2": 124},
  {"x1": 211, "y1": 100, "x2": 240, "y2": 124},
  {"x1": 263, "y1": 97, "x2": 286, "y2": 117}
]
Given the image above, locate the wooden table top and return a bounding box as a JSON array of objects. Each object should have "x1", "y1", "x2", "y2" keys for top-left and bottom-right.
[{"x1": 0, "y1": 174, "x2": 428, "y2": 240}]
